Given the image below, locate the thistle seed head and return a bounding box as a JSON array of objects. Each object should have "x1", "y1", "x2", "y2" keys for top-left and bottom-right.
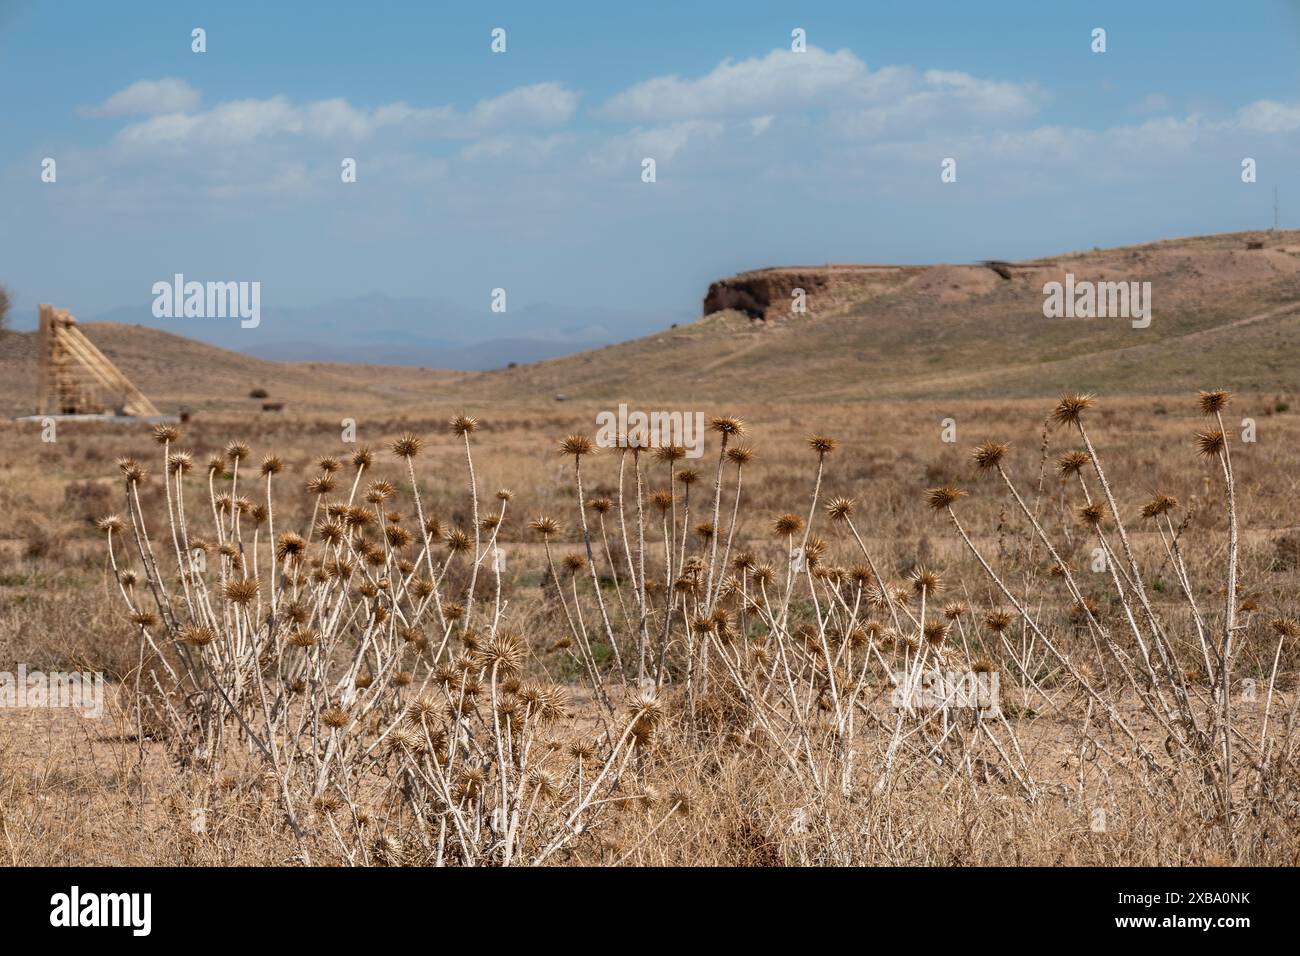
[
  {"x1": 152, "y1": 424, "x2": 180, "y2": 445},
  {"x1": 1141, "y1": 493, "x2": 1179, "y2": 519},
  {"x1": 445, "y1": 528, "x2": 472, "y2": 553},
  {"x1": 925, "y1": 485, "x2": 967, "y2": 510},
  {"x1": 826, "y1": 497, "x2": 855, "y2": 521},
  {"x1": 1197, "y1": 390, "x2": 1232, "y2": 416},
  {"x1": 478, "y1": 632, "x2": 525, "y2": 675},
  {"x1": 116, "y1": 457, "x2": 147, "y2": 484},
  {"x1": 367, "y1": 479, "x2": 398, "y2": 503},
  {"x1": 910, "y1": 566, "x2": 943, "y2": 595},
  {"x1": 182, "y1": 625, "x2": 217, "y2": 646},
  {"x1": 984, "y1": 608, "x2": 1014, "y2": 633},
  {"x1": 1077, "y1": 503, "x2": 1106, "y2": 527},
  {"x1": 276, "y1": 531, "x2": 307, "y2": 561},
  {"x1": 321, "y1": 707, "x2": 349, "y2": 729},
  {"x1": 1057, "y1": 451, "x2": 1091, "y2": 476},
  {"x1": 923, "y1": 621, "x2": 949, "y2": 646},
  {"x1": 1268, "y1": 618, "x2": 1300, "y2": 638},
  {"x1": 726, "y1": 445, "x2": 755, "y2": 466},
  {"x1": 385, "y1": 524, "x2": 413, "y2": 549},
  {"x1": 96, "y1": 514, "x2": 125, "y2": 534},
  {"x1": 773, "y1": 513, "x2": 804, "y2": 536},
  {"x1": 807, "y1": 434, "x2": 838, "y2": 456},
  {"x1": 708, "y1": 416, "x2": 747, "y2": 437},
  {"x1": 128, "y1": 609, "x2": 160, "y2": 628},
  {"x1": 223, "y1": 578, "x2": 260, "y2": 605},
  {"x1": 449, "y1": 414, "x2": 479, "y2": 436},
  {"x1": 972, "y1": 441, "x2": 1009, "y2": 470},
  {"x1": 286, "y1": 627, "x2": 318, "y2": 648},
  {"x1": 306, "y1": 474, "x2": 336, "y2": 495},
  {"x1": 390, "y1": 433, "x2": 423, "y2": 459},
  {"x1": 1195, "y1": 429, "x2": 1226, "y2": 458},
  {"x1": 1050, "y1": 393, "x2": 1096, "y2": 428},
  {"x1": 559, "y1": 434, "x2": 595, "y2": 457}
]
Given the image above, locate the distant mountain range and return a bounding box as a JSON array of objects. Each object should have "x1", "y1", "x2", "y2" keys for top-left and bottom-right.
[{"x1": 69, "y1": 294, "x2": 681, "y2": 370}]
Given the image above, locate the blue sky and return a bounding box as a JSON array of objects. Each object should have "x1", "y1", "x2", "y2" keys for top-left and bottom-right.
[{"x1": 2, "y1": 0, "x2": 1299, "y2": 338}]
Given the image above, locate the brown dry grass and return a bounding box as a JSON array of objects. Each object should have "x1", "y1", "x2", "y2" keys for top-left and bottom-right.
[
  {"x1": 2, "y1": 390, "x2": 1298, "y2": 866},
  {"x1": 0, "y1": 692, "x2": 1281, "y2": 866}
]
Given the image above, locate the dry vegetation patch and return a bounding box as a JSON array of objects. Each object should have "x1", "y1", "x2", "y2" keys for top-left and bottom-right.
[{"x1": 1, "y1": 391, "x2": 1298, "y2": 865}]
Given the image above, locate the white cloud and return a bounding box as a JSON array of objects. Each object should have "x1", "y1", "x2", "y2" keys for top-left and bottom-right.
[
  {"x1": 459, "y1": 132, "x2": 575, "y2": 166},
  {"x1": 469, "y1": 83, "x2": 579, "y2": 129},
  {"x1": 108, "y1": 82, "x2": 578, "y2": 150},
  {"x1": 80, "y1": 78, "x2": 200, "y2": 117},
  {"x1": 599, "y1": 47, "x2": 867, "y2": 121},
  {"x1": 598, "y1": 47, "x2": 1042, "y2": 135},
  {"x1": 588, "y1": 120, "x2": 725, "y2": 173},
  {"x1": 828, "y1": 67, "x2": 1043, "y2": 140},
  {"x1": 1235, "y1": 99, "x2": 1300, "y2": 133},
  {"x1": 113, "y1": 96, "x2": 298, "y2": 148},
  {"x1": 919, "y1": 69, "x2": 1040, "y2": 115},
  {"x1": 63, "y1": 61, "x2": 1300, "y2": 218}
]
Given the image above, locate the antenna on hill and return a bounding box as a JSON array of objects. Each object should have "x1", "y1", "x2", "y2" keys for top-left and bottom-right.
[{"x1": 1274, "y1": 186, "x2": 1279, "y2": 232}]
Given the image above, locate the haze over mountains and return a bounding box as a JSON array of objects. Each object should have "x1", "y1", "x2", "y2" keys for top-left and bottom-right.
[
  {"x1": 12, "y1": 294, "x2": 678, "y2": 371},
  {"x1": 2, "y1": 230, "x2": 1298, "y2": 418}
]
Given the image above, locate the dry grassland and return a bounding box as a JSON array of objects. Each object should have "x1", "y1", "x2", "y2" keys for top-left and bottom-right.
[{"x1": 1, "y1": 391, "x2": 1298, "y2": 865}]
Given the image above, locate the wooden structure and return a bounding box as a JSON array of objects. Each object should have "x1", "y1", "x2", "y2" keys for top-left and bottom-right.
[{"x1": 35, "y1": 304, "x2": 161, "y2": 417}]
